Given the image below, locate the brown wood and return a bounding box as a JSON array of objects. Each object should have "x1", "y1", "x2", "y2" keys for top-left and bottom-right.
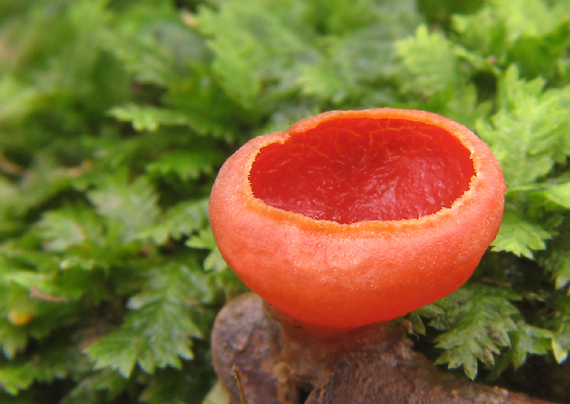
[{"x1": 211, "y1": 293, "x2": 559, "y2": 404}]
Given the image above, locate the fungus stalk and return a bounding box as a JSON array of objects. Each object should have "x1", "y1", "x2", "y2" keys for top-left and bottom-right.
[{"x1": 209, "y1": 109, "x2": 556, "y2": 403}]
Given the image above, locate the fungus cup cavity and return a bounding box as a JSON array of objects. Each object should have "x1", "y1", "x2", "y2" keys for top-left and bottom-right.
[{"x1": 210, "y1": 109, "x2": 506, "y2": 329}]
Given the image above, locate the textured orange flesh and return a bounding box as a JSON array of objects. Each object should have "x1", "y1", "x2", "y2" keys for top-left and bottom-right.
[
  {"x1": 209, "y1": 109, "x2": 506, "y2": 329},
  {"x1": 250, "y1": 119, "x2": 475, "y2": 223}
]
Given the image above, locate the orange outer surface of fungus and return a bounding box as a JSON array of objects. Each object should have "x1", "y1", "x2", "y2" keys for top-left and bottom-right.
[{"x1": 209, "y1": 109, "x2": 506, "y2": 329}]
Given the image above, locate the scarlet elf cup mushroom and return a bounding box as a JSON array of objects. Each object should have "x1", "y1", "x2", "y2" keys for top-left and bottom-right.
[{"x1": 209, "y1": 108, "x2": 505, "y2": 331}]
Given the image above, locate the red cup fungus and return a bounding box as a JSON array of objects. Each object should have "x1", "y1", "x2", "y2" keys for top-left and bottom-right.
[{"x1": 209, "y1": 109, "x2": 506, "y2": 329}]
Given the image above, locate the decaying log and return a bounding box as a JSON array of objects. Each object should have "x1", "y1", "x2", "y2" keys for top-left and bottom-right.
[{"x1": 211, "y1": 293, "x2": 559, "y2": 404}]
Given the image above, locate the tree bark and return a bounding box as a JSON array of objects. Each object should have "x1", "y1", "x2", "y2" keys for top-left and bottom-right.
[{"x1": 211, "y1": 293, "x2": 559, "y2": 404}]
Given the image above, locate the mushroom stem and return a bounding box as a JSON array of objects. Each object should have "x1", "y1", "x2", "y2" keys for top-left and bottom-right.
[
  {"x1": 263, "y1": 301, "x2": 366, "y2": 339},
  {"x1": 265, "y1": 302, "x2": 393, "y2": 403},
  {"x1": 212, "y1": 294, "x2": 560, "y2": 404}
]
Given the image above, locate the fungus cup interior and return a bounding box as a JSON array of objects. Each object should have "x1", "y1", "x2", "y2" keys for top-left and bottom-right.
[{"x1": 249, "y1": 118, "x2": 475, "y2": 223}]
